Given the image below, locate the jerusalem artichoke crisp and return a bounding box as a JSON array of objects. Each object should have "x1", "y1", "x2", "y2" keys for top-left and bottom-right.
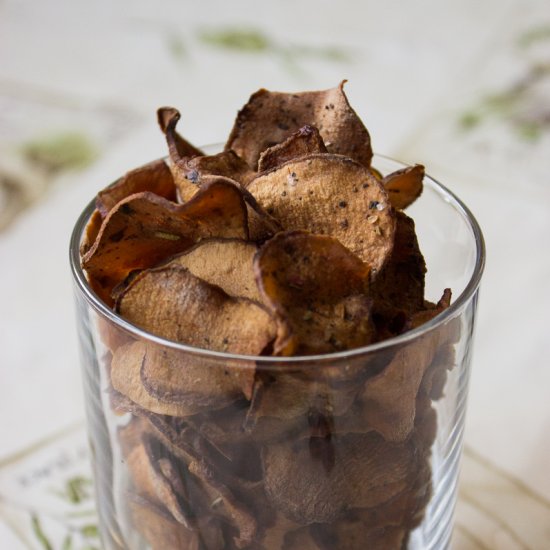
[{"x1": 80, "y1": 82, "x2": 457, "y2": 550}]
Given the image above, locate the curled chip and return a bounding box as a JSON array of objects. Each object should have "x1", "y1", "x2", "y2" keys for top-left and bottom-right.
[
  {"x1": 157, "y1": 107, "x2": 205, "y2": 202},
  {"x1": 140, "y1": 346, "x2": 253, "y2": 414},
  {"x1": 117, "y1": 265, "x2": 277, "y2": 357},
  {"x1": 257, "y1": 125, "x2": 328, "y2": 173},
  {"x1": 371, "y1": 210, "x2": 426, "y2": 338},
  {"x1": 383, "y1": 163, "x2": 424, "y2": 210},
  {"x1": 96, "y1": 159, "x2": 177, "y2": 218},
  {"x1": 359, "y1": 340, "x2": 434, "y2": 442},
  {"x1": 182, "y1": 150, "x2": 256, "y2": 190},
  {"x1": 255, "y1": 230, "x2": 373, "y2": 355},
  {"x1": 167, "y1": 239, "x2": 262, "y2": 303},
  {"x1": 82, "y1": 179, "x2": 249, "y2": 305},
  {"x1": 248, "y1": 154, "x2": 395, "y2": 274},
  {"x1": 157, "y1": 107, "x2": 204, "y2": 159},
  {"x1": 226, "y1": 81, "x2": 373, "y2": 169}
]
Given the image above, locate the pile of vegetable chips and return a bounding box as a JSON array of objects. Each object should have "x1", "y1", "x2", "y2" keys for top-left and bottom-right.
[{"x1": 81, "y1": 82, "x2": 457, "y2": 550}]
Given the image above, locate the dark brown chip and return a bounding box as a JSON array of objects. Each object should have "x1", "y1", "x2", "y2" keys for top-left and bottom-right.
[
  {"x1": 126, "y1": 434, "x2": 193, "y2": 527},
  {"x1": 111, "y1": 342, "x2": 203, "y2": 416},
  {"x1": 226, "y1": 81, "x2": 373, "y2": 169},
  {"x1": 359, "y1": 339, "x2": 435, "y2": 443},
  {"x1": 371, "y1": 211, "x2": 426, "y2": 338},
  {"x1": 262, "y1": 432, "x2": 415, "y2": 524},
  {"x1": 188, "y1": 459, "x2": 258, "y2": 548},
  {"x1": 383, "y1": 163, "x2": 424, "y2": 210},
  {"x1": 244, "y1": 373, "x2": 357, "y2": 431},
  {"x1": 248, "y1": 155, "x2": 395, "y2": 274},
  {"x1": 140, "y1": 345, "x2": 254, "y2": 414},
  {"x1": 79, "y1": 209, "x2": 103, "y2": 257},
  {"x1": 82, "y1": 179, "x2": 249, "y2": 305},
  {"x1": 167, "y1": 239, "x2": 262, "y2": 303},
  {"x1": 117, "y1": 265, "x2": 276, "y2": 357},
  {"x1": 182, "y1": 150, "x2": 256, "y2": 192},
  {"x1": 157, "y1": 107, "x2": 204, "y2": 160},
  {"x1": 257, "y1": 125, "x2": 328, "y2": 172},
  {"x1": 96, "y1": 158, "x2": 177, "y2": 218},
  {"x1": 255, "y1": 231, "x2": 373, "y2": 355}
]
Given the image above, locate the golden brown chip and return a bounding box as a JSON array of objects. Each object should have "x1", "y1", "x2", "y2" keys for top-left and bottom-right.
[
  {"x1": 257, "y1": 125, "x2": 327, "y2": 173},
  {"x1": 126, "y1": 434, "x2": 193, "y2": 527},
  {"x1": 117, "y1": 265, "x2": 276, "y2": 357},
  {"x1": 157, "y1": 107, "x2": 204, "y2": 160},
  {"x1": 128, "y1": 495, "x2": 202, "y2": 550},
  {"x1": 167, "y1": 239, "x2": 262, "y2": 303},
  {"x1": 79, "y1": 208, "x2": 102, "y2": 257},
  {"x1": 255, "y1": 231, "x2": 373, "y2": 355},
  {"x1": 360, "y1": 289, "x2": 454, "y2": 442},
  {"x1": 383, "y1": 163, "x2": 424, "y2": 210},
  {"x1": 182, "y1": 150, "x2": 256, "y2": 192},
  {"x1": 96, "y1": 158, "x2": 177, "y2": 218},
  {"x1": 82, "y1": 179, "x2": 248, "y2": 305},
  {"x1": 248, "y1": 155, "x2": 395, "y2": 274},
  {"x1": 111, "y1": 342, "x2": 202, "y2": 416},
  {"x1": 238, "y1": 184, "x2": 282, "y2": 242},
  {"x1": 262, "y1": 432, "x2": 415, "y2": 524},
  {"x1": 226, "y1": 81, "x2": 373, "y2": 169}
]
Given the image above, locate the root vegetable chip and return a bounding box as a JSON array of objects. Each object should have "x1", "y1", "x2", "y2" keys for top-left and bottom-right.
[
  {"x1": 167, "y1": 239, "x2": 262, "y2": 303},
  {"x1": 383, "y1": 163, "x2": 424, "y2": 210},
  {"x1": 96, "y1": 159, "x2": 177, "y2": 218},
  {"x1": 255, "y1": 231, "x2": 373, "y2": 355},
  {"x1": 242, "y1": 374, "x2": 358, "y2": 445},
  {"x1": 263, "y1": 432, "x2": 415, "y2": 524},
  {"x1": 116, "y1": 265, "x2": 276, "y2": 356},
  {"x1": 248, "y1": 155, "x2": 395, "y2": 274},
  {"x1": 140, "y1": 345, "x2": 253, "y2": 414},
  {"x1": 226, "y1": 81, "x2": 373, "y2": 169},
  {"x1": 111, "y1": 342, "x2": 203, "y2": 417},
  {"x1": 79, "y1": 82, "x2": 459, "y2": 550},
  {"x1": 359, "y1": 340, "x2": 435, "y2": 443},
  {"x1": 128, "y1": 495, "x2": 202, "y2": 550},
  {"x1": 187, "y1": 459, "x2": 259, "y2": 548},
  {"x1": 371, "y1": 211, "x2": 426, "y2": 338},
  {"x1": 257, "y1": 125, "x2": 327, "y2": 173},
  {"x1": 82, "y1": 179, "x2": 249, "y2": 305},
  {"x1": 157, "y1": 107, "x2": 204, "y2": 160},
  {"x1": 182, "y1": 150, "x2": 256, "y2": 191}
]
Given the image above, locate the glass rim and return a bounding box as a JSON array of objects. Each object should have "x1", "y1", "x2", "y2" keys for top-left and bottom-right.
[{"x1": 69, "y1": 153, "x2": 485, "y2": 364}]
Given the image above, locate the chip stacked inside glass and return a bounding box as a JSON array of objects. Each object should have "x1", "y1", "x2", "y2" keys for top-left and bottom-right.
[{"x1": 81, "y1": 82, "x2": 457, "y2": 550}]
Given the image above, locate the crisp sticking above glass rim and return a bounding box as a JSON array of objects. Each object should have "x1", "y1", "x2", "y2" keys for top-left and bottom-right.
[{"x1": 80, "y1": 81, "x2": 450, "y2": 357}]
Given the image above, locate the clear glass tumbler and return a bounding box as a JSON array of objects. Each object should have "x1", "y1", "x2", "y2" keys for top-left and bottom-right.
[{"x1": 70, "y1": 155, "x2": 485, "y2": 550}]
